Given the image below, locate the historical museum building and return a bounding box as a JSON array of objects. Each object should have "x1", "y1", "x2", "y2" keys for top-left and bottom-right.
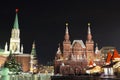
[{"x1": 54, "y1": 23, "x2": 104, "y2": 75}]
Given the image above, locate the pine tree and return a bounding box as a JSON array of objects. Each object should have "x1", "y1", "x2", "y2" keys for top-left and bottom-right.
[{"x1": 4, "y1": 51, "x2": 22, "y2": 74}]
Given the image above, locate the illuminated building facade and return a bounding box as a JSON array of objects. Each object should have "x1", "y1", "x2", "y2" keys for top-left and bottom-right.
[{"x1": 54, "y1": 22, "x2": 103, "y2": 75}]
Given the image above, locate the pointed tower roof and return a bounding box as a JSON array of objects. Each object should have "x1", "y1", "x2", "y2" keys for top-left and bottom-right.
[
  {"x1": 13, "y1": 9, "x2": 19, "y2": 29},
  {"x1": 21, "y1": 44, "x2": 23, "y2": 53},
  {"x1": 5, "y1": 42, "x2": 8, "y2": 52},
  {"x1": 56, "y1": 43, "x2": 62, "y2": 54},
  {"x1": 65, "y1": 23, "x2": 69, "y2": 33},
  {"x1": 87, "y1": 22, "x2": 92, "y2": 41},
  {"x1": 31, "y1": 41, "x2": 36, "y2": 57},
  {"x1": 64, "y1": 23, "x2": 69, "y2": 41},
  {"x1": 88, "y1": 23, "x2": 91, "y2": 34},
  {"x1": 64, "y1": 22, "x2": 70, "y2": 41},
  {"x1": 95, "y1": 43, "x2": 99, "y2": 54},
  {"x1": 112, "y1": 49, "x2": 120, "y2": 60},
  {"x1": 88, "y1": 59, "x2": 94, "y2": 67},
  {"x1": 106, "y1": 52, "x2": 112, "y2": 65}
]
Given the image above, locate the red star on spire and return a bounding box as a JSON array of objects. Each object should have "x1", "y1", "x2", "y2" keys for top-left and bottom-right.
[{"x1": 16, "y1": 8, "x2": 19, "y2": 13}]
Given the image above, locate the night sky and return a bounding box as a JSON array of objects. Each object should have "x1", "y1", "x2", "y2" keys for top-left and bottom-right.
[{"x1": 0, "y1": 1, "x2": 120, "y2": 64}]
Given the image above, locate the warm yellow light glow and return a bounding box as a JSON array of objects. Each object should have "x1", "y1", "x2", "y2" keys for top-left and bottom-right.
[
  {"x1": 66, "y1": 23, "x2": 68, "y2": 26},
  {"x1": 88, "y1": 23, "x2": 90, "y2": 26}
]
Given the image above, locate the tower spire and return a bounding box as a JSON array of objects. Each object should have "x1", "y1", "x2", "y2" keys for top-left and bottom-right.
[
  {"x1": 87, "y1": 22, "x2": 92, "y2": 41},
  {"x1": 88, "y1": 23, "x2": 91, "y2": 34},
  {"x1": 13, "y1": 8, "x2": 19, "y2": 29},
  {"x1": 21, "y1": 44, "x2": 23, "y2": 54},
  {"x1": 9, "y1": 9, "x2": 20, "y2": 53},
  {"x1": 95, "y1": 43, "x2": 99, "y2": 54},
  {"x1": 31, "y1": 41, "x2": 36, "y2": 57},
  {"x1": 56, "y1": 43, "x2": 61, "y2": 54},
  {"x1": 64, "y1": 22, "x2": 70, "y2": 41},
  {"x1": 63, "y1": 22, "x2": 71, "y2": 60},
  {"x1": 86, "y1": 22, "x2": 94, "y2": 60},
  {"x1": 65, "y1": 23, "x2": 69, "y2": 33},
  {"x1": 5, "y1": 42, "x2": 8, "y2": 52},
  {"x1": 30, "y1": 41, "x2": 38, "y2": 73}
]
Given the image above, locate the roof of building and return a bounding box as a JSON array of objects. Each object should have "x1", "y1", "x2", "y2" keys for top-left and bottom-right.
[
  {"x1": 13, "y1": 9, "x2": 19, "y2": 29},
  {"x1": 106, "y1": 52, "x2": 112, "y2": 64},
  {"x1": 72, "y1": 40, "x2": 86, "y2": 48},
  {"x1": 112, "y1": 49, "x2": 120, "y2": 59}
]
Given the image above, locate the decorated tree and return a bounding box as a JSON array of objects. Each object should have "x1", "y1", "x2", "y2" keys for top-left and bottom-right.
[{"x1": 4, "y1": 51, "x2": 22, "y2": 74}]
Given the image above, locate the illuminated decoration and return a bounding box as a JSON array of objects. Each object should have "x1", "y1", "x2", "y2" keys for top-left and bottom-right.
[
  {"x1": 4, "y1": 51, "x2": 22, "y2": 74},
  {"x1": 104, "y1": 67, "x2": 114, "y2": 76},
  {"x1": 102, "y1": 48, "x2": 120, "y2": 76},
  {"x1": 86, "y1": 66, "x2": 102, "y2": 74},
  {"x1": 88, "y1": 60, "x2": 94, "y2": 67},
  {"x1": 113, "y1": 62, "x2": 120, "y2": 68},
  {"x1": 103, "y1": 66, "x2": 114, "y2": 76}
]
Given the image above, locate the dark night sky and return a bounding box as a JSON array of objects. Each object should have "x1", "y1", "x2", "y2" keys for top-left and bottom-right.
[{"x1": 0, "y1": 0, "x2": 120, "y2": 64}]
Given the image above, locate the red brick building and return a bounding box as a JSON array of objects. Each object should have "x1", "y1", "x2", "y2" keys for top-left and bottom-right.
[
  {"x1": 54, "y1": 23, "x2": 103, "y2": 75},
  {"x1": 14, "y1": 54, "x2": 31, "y2": 72}
]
